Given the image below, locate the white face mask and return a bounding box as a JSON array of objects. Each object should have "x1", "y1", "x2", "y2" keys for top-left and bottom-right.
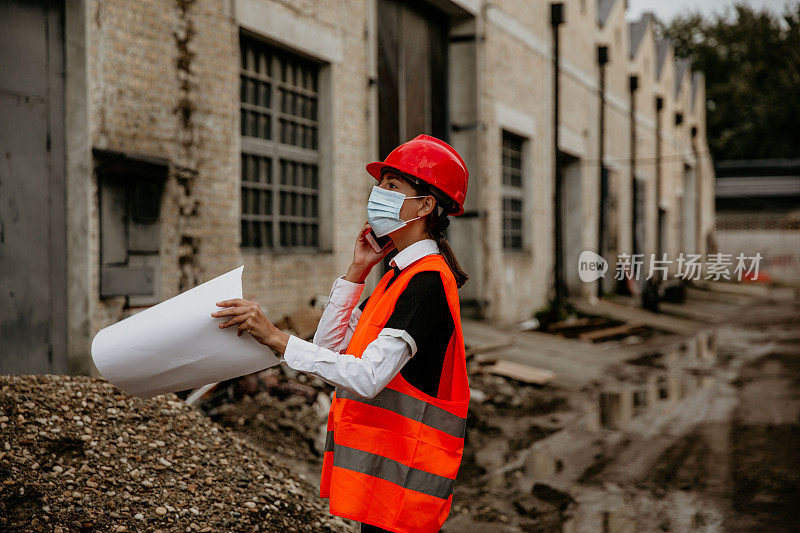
[{"x1": 366, "y1": 186, "x2": 426, "y2": 237}]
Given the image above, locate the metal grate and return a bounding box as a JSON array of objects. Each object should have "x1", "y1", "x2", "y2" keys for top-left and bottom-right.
[
  {"x1": 502, "y1": 131, "x2": 525, "y2": 250},
  {"x1": 240, "y1": 33, "x2": 320, "y2": 250}
]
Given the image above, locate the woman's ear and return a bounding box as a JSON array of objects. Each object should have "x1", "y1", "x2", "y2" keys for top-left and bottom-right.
[{"x1": 419, "y1": 196, "x2": 437, "y2": 217}]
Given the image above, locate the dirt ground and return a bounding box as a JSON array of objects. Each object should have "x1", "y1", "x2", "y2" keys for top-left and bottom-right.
[
  {"x1": 210, "y1": 287, "x2": 800, "y2": 532},
  {"x1": 4, "y1": 286, "x2": 795, "y2": 532}
]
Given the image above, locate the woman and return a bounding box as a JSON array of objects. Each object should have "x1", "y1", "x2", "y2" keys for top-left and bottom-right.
[{"x1": 213, "y1": 134, "x2": 471, "y2": 533}]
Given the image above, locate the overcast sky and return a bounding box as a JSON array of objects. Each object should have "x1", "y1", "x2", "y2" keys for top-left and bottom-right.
[{"x1": 626, "y1": 0, "x2": 792, "y2": 23}]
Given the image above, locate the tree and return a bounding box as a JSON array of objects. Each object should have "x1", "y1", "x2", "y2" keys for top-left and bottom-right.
[{"x1": 658, "y1": 2, "x2": 800, "y2": 161}]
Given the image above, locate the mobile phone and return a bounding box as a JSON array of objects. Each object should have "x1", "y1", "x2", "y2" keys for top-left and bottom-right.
[{"x1": 365, "y1": 230, "x2": 392, "y2": 253}]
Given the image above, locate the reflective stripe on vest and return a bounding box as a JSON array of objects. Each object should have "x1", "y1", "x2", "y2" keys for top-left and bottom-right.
[
  {"x1": 324, "y1": 431, "x2": 455, "y2": 500},
  {"x1": 336, "y1": 388, "x2": 466, "y2": 439}
]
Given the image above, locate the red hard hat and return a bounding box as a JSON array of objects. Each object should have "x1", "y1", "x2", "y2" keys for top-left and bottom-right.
[{"x1": 366, "y1": 134, "x2": 469, "y2": 215}]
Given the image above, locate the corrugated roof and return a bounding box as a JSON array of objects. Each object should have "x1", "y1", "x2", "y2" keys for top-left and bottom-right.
[
  {"x1": 716, "y1": 160, "x2": 800, "y2": 199},
  {"x1": 716, "y1": 176, "x2": 800, "y2": 198},
  {"x1": 716, "y1": 158, "x2": 800, "y2": 176}
]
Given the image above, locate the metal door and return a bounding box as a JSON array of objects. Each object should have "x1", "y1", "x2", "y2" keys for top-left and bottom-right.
[
  {"x1": 377, "y1": 0, "x2": 448, "y2": 158},
  {"x1": 0, "y1": 0, "x2": 67, "y2": 373},
  {"x1": 682, "y1": 164, "x2": 697, "y2": 254},
  {"x1": 377, "y1": 0, "x2": 448, "y2": 275},
  {"x1": 633, "y1": 177, "x2": 646, "y2": 256},
  {"x1": 558, "y1": 152, "x2": 583, "y2": 296}
]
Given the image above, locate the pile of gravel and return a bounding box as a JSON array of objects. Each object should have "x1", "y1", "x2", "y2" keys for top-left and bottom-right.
[{"x1": 0, "y1": 375, "x2": 355, "y2": 532}]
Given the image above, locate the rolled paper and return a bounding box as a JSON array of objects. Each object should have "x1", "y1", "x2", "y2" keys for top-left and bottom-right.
[{"x1": 91, "y1": 266, "x2": 279, "y2": 398}]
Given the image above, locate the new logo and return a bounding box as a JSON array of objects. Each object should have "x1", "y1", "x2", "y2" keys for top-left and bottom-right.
[{"x1": 578, "y1": 250, "x2": 608, "y2": 282}]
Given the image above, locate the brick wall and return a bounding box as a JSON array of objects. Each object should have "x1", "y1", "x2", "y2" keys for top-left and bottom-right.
[{"x1": 87, "y1": 0, "x2": 375, "y2": 338}]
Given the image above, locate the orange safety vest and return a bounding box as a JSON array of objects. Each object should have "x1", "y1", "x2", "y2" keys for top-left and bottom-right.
[{"x1": 320, "y1": 254, "x2": 470, "y2": 533}]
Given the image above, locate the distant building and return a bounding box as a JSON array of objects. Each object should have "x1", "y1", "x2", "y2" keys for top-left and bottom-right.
[
  {"x1": 715, "y1": 159, "x2": 800, "y2": 284},
  {"x1": 0, "y1": 0, "x2": 715, "y2": 374}
]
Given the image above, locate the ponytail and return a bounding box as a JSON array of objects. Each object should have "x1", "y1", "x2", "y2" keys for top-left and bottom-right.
[
  {"x1": 397, "y1": 171, "x2": 469, "y2": 288},
  {"x1": 426, "y1": 206, "x2": 469, "y2": 289}
]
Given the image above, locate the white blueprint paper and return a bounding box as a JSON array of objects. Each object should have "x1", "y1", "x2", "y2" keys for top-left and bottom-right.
[{"x1": 91, "y1": 266, "x2": 279, "y2": 398}]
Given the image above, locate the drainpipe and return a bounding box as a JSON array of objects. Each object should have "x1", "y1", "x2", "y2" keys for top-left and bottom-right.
[
  {"x1": 629, "y1": 75, "x2": 639, "y2": 256},
  {"x1": 597, "y1": 45, "x2": 608, "y2": 299},
  {"x1": 366, "y1": 0, "x2": 379, "y2": 164},
  {"x1": 655, "y1": 96, "x2": 663, "y2": 257},
  {"x1": 551, "y1": 2, "x2": 565, "y2": 309},
  {"x1": 691, "y1": 125, "x2": 700, "y2": 257}
]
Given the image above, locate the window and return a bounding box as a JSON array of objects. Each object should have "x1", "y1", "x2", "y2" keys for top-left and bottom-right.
[
  {"x1": 502, "y1": 131, "x2": 525, "y2": 250},
  {"x1": 94, "y1": 148, "x2": 167, "y2": 304},
  {"x1": 240, "y1": 33, "x2": 320, "y2": 250}
]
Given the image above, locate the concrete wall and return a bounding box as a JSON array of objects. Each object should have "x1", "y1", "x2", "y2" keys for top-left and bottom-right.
[
  {"x1": 481, "y1": 1, "x2": 555, "y2": 321},
  {"x1": 61, "y1": 0, "x2": 716, "y2": 366}
]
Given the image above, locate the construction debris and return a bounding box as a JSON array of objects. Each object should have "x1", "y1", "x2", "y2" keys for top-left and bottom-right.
[
  {"x1": 535, "y1": 310, "x2": 670, "y2": 344},
  {"x1": 516, "y1": 318, "x2": 540, "y2": 331},
  {"x1": 464, "y1": 341, "x2": 513, "y2": 359},
  {"x1": 444, "y1": 370, "x2": 571, "y2": 531},
  {"x1": 2, "y1": 282, "x2": 793, "y2": 532},
  {"x1": 185, "y1": 346, "x2": 571, "y2": 531},
  {"x1": 546, "y1": 317, "x2": 609, "y2": 334},
  {"x1": 482, "y1": 359, "x2": 555, "y2": 386},
  {"x1": 578, "y1": 322, "x2": 648, "y2": 342}
]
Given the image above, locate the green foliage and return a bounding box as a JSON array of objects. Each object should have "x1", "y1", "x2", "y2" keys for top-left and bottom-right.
[{"x1": 657, "y1": 2, "x2": 800, "y2": 161}]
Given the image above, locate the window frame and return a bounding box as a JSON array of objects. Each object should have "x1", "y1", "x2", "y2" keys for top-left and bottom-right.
[
  {"x1": 239, "y1": 31, "x2": 331, "y2": 253},
  {"x1": 501, "y1": 129, "x2": 528, "y2": 252}
]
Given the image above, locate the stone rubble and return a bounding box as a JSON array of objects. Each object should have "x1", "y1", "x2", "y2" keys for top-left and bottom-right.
[{"x1": 0, "y1": 374, "x2": 355, "y2": 532}]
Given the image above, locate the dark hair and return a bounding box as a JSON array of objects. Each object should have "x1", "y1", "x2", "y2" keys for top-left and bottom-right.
[{"x1": 388, "y1": 170, "x2": 469, "y2": 288}]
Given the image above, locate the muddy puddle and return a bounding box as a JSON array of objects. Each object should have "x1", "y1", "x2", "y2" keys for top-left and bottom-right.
[
  {"x1": 445, "y1": 296, "x2": 799, "y2": 532},
  {"x1": 559, "y1": 300, "x2": 800, "y2": 532},
  {"x1": 728, "y1": 351, "x2": 800, "y2": 530}
]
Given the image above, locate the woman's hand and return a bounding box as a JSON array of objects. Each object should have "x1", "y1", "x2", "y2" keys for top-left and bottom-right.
[
  {"x1": 212, "y1": 299, "x2": 289, "y2": 354},
  {"x1": 346, "y1": 222, "x2": 394, "y2": 283}
]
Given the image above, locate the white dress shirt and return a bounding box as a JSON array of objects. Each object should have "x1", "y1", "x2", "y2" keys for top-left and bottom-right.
[{"x1": 282, "y1": 239, "x2": 440, "y2": 398}]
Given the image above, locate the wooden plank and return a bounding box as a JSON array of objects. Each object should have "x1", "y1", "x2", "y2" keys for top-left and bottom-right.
[
  {"x1": 579, "y1": 323, "x2": 646, "y2": 342},
  {"x1": 482, "y1": 359, "x2": 555, "y2": 385},
  {"x1": 569, "y1": 297, "x2": 701, "y2": 336},
  {"x1": 465, "y1": 341, "x2": 513, "y2": 359},
  {"x1": 547, "y1": 317, "x2": 611, "y2": 333}
]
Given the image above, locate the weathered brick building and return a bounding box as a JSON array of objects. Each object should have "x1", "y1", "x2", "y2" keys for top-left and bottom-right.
[{"x1": 0, "y1": 0, "x2": 715, "y2": 374}]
